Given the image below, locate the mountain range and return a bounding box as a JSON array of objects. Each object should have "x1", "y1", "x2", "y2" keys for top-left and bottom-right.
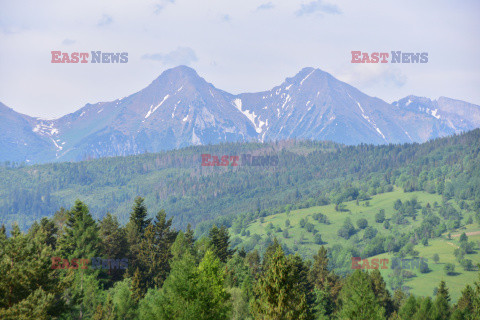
[{"x1": 1, "y1": 66, "x2": 479, "y2": 163}]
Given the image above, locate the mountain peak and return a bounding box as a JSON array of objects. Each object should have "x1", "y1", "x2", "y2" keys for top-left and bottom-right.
[
  {"x1": 283, "y1": 67, "x2": 333, "y2": 87},
  {"x1": 146, "y1": 65, "x2": 207, "y2": 91},
  {"x1": 2, "y1": 66, "x2": 479, "y2": 163},
  {"x1": 162, "y1": 65, "x2": 199, "y2": 77}
]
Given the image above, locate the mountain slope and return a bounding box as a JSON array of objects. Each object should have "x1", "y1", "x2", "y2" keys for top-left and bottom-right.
[
  {"x1": 0, "y1": 102, "x2": 56, "y2": 163},
  {"x1": 392, "y1": 95, "x2": 480, "y2": 141},
  {"x1": 237, "y1": 67, "x2": 412, "y2": 144},
  {"x1": 0, "y1": 129, "x2": 479, "y2": 233},
  {"x1": 49, "y1": 66, "x2": 258, "y2": 161},
  {"x1": 1, "y1": 66, "x2": 480, "y2": 163}
]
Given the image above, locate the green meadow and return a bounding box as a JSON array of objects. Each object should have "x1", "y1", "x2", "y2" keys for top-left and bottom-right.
[{"x1": 231, "y1": 187, "x2": 479, "y2": 301}]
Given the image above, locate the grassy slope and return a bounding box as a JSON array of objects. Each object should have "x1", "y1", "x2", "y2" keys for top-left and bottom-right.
[{"x1": 231, "y1": 187, "x2": 479, "y2": 301}]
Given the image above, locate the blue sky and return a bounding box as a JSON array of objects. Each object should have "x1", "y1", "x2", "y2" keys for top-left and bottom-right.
[{"x1": 0, "y1": 0, "x2": 479, "y2": 118}]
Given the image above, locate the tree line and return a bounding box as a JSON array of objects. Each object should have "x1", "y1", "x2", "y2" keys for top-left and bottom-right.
[{"x1": 1, "y1": 198, "x2": 479, "y2": 319}]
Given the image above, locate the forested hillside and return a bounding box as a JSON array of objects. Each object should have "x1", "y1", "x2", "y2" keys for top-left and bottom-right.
[
  {"x1": 1, "y1": 198, "x2": 480, "y2": 319},
  {"x1": 1, "y1": 129, "x2": 480, "y2": 234},
  {"x1": 1, "y1": 130, "x2": 480, "y2": 318}
]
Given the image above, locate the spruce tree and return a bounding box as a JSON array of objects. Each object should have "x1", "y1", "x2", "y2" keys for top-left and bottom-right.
[
  {"x1": 416, "y1": 297, "x2": 434, "y2": 320},
  {"x1": 338, "y1": 270, "x2": 385, "y2": 320},
  {"x1": 251, "y1": 246, "x2": 312, "y2": 320},
  {"x1": 307, "y1": 246, "x2": 341, "y2": 316},
  {"x1": 456, "y1": 285, "x2": 474, "y2": 315},
  {"x1": 209, "y1": 225, "x2": 235, "y2": 263},
  {"x1": 370, "y1": 269, "x2": 395, "y2": 317},
  {"x1": 131, "y1": 210, "x2": 178, "y2": 299},
  {"x1": 0, "y1": 223, "x2": 70, "y2": 318},
  {"x1": 129, "y1": 197, "x2": 151, "y2": 234},
  {"x1": 125, "y1": 197, "x2": 151, "y2": 277},
  {"x1": 433, "y1": 280, "x2": 451, "y2": 320},
  {"x1": 195, "y1": 250, "x2": 231, "y2": 319},
  {"x1": 57, "y1": 200, "x2": 100, "y2": 259},
  {"x1": 399, "y1": 295, "x2": 419, "y2": 319},
  {"x1": 56, "y1": 200, "x2": 102, "y2": 319},
  {"x1": 99, "y1": 213, "x2": 128, "y2": 284}
]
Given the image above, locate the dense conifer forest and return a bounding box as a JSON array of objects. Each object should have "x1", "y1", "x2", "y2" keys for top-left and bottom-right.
[
  {"x1": 1, "y1": 197, "x2": 480, "y2": 319},
  {"x1": 1, "y1": 129, "x2": 480, "y2": 319}
]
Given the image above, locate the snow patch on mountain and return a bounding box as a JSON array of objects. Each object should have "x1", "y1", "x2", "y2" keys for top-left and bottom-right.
[
  {"x1": 348, "y1": 93, "x2": 387, "y2": 142},
  {"x1": 300, "y1": 70, "x2": 315, "y2": 85},
  {"x1": 431, "y1": 109, "x2": 440, "y2": 119},
  {"x1": 233, "y1": 98, "x2": 263, "y2": 133},
  {"x1": 33, "y1": 122, "x2": 59, "y2": 136},
  {"x1": 145, "y1": 94, "x2": 170, "y2": 119}
]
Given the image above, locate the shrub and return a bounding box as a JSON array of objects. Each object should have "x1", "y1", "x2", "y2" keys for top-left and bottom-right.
[
  {"x1": 444, "y1": 263, "x2": 455, "y2": 275},
  {"x1": 314, "y1": 233, "x2": 323, "y2": 244},
  {"x1": 356, "y1": 218, "x2": 368, "y2": 229},
  {"x1": 375, "y1": 210, "x2": 386, "y2": 223},
  {"x1": 306, "y1": 223, "x2": 315, "y2": 233}
]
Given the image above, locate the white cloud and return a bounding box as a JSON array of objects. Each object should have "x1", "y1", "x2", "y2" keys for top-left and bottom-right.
[
  {"x1": 296, "y1": 0, "x2": 341, "y2": 16},
  {"x1": 154, "y1": 0, "x2": 175, "y2": 14},
  {"x1": 61, "y1": 38, "x2": 76, "y2": 45},
  {"x1": 338, "y1": 64, "x2": 407, "y2": 89},
  {"x1": 257, "y1": 2, "x2": 274, "y2": 11},
  {"x1": 142, "y1": 47, "x2": 198, "y2": 66},
  {"x1": 0, "y1": 0, "x2": 478, "y2": 118},
  {"x1": 97, "y1": 14, "x2": 113, "y2": 27}
]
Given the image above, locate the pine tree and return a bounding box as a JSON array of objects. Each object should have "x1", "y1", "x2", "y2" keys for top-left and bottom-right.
[
  {"x1": 138, "y1": 249, "x2": 231, "y2": 319},
  {"x1": 307, "y1": 246, "x2": 341, "y2": 316},
  {"x1": 92, "y1": 293, "x2": 116, "y2": 320},
  {"x1": 125, "y1": 197, "x2": 151, "y2": 277},
  {"x1": 129, "y1": 197, "x2": 151, "y2": 234},
  {"x1": 262, "y1": 237, "x2": 281, "y2": 264},
  {"x1": 251, "y1": 246, "x2": 312, "y2": 320},
  {"x1": 245, "y1": 249, "x2": 261, "y2": 276},
  {"x1": 52, "y1": 207, "x2": 69, "y2": 237},
  {"x1": 472, "y1": 271, "x2": 480, "y2": 320},
  {"x1": 185, "y1": 223, "x2": 195, "y2": 247},
  {"x1": 209, "y1": 225, "x2": 235, "y2": 263},
  {"x1": 156, "y1": 249, "x2": 198, "y2": 319},
  {"x1": 28, "y1": 217, "x2": 58, "y2": 250},
  {"x1": 56, "y1": 200, "x2": 102, "y2": 319},
  {"x1": 57, "y1": 200, "x2": 100, "y2": 259},
  {"x1": 131, "y1": 210, "x2": 178, "y2": 300},
  {"x1": 195, "y1": 250, "x2": 231, "y2": 319},
  {"x1": 151, "y1": 210, "x2": 178, "y2": 287},
  {"x1": 0, "y1": 223, "x2": 70, "y2": 318},
  {"x1": 130, "y1": 268, "x2": 145, "y2": 304},
  {"x1": 0, "y1": 224, "x2": 6, "y2": 238},
  {"x1": 456, "y1": 285, "x2": 475, "y2": 318},
  {"x1": 99, "y1": 213, "x2": 128, "y2": 284},
  {"x1": 338, "y1": 270, "x2": 385, "y2": 320},
  {"x1": 170, "y1": 231, "x2": 193, "y2": 260},
  {"x1": 415, "y1": 297, "x2": 434, "y2": 320},
  {"x1": 370, "y1": 269, "x2": 395, "y2": 317},
  {"x1": 392, "y1": 289, "x2": 406, "y2": 313},
  {"x1": 399, "y1": 295, "x2": 419, "y2": 319},
  {"x1": 109, "y1": 278, "x2": 137, "y2": 319},
  {"x1": 433, "y1": 280, "x2": 451, "y2": 320},
  {"x1": 290, "y1": 254, "x2": 315, "y2": 319}
]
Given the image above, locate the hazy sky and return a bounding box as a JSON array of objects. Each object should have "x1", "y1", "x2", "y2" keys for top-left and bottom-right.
[{"x1": 0, "y1": 0, "x2": 479, "y2": 119}]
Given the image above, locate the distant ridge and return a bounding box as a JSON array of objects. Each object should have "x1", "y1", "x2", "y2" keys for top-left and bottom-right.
[{"x1": 1, "y1": 66, "x2": 479, "y2": 163}]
